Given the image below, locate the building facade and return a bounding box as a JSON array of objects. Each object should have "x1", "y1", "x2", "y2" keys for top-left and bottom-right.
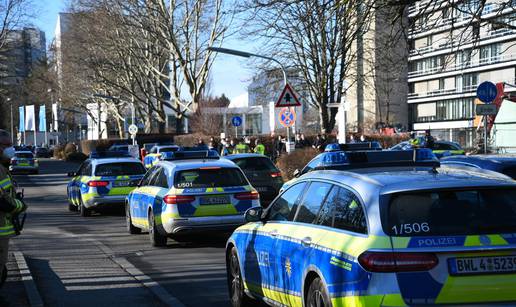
[{"x1": 407, "y1": 0, "x2": 516, "y2": 147}]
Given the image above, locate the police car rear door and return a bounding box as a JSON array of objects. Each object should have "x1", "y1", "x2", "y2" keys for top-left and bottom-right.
[{"x1": 385, "y1": 187, "x2": 516, "y2": 305}]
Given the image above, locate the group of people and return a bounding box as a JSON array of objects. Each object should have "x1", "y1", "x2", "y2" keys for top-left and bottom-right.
[
  {"x1": 409, "y1": 129, "x2": 435, "y2": 149},
  {"x1": 198, "y1": 136, "x2": 266, "y2": 156}
]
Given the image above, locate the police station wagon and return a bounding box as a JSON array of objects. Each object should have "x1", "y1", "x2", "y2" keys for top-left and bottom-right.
[
  {"x1": 226, "y1": 149, "x2": 516, "y2": 307},
  {"x1": 126, "y1": 150, "x2": 260, "y2": 246},
  {"x1": 67, "y1": 152, "x2": 146, "y2": 216}
]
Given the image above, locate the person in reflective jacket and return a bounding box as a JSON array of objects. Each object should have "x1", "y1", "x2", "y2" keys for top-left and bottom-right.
[{"x1": 0, "y1": 130, "x2": 27, "y2": 292}]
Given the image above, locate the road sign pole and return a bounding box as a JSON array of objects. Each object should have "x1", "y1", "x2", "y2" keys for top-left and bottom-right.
[
  {"x1": 286, "y1": 125, "x2": 291, "y2": 153},
  {"x1": 484, "y1": 115, "x2": 488, "y2": 154},
  {"x1": 235, "y1": 126, "x2": 237, "y2": 139}
]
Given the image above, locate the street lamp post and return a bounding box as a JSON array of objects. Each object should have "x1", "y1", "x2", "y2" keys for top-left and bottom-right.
[
  {"x1": 7, "y1": 98, "x2": 14, "y2": 144},
  {"x1": 208, "y1": 47, "x2": 294, "y2": 151}
]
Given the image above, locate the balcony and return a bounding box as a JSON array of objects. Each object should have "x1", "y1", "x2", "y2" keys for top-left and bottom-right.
[
  {"x1": 408, "y1": 85, "x2": 478, "y2": 99},
  {"x1": 408, "y1": 53, "x2": 516, "y2": 78},
  {"x1": 409, "y1": 28, "x2": 516, "y2": 57}
]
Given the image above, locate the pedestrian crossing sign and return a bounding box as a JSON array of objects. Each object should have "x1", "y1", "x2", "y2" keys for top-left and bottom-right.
[{"x1": 275, "y1": 83, "x2": 301, "y2": 107}]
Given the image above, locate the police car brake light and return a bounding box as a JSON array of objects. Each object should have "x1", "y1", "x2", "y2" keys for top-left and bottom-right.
[
  {"x1": 87, "y1": 180, "x2": 109, "y2": 187},
  {"x1": 235, "y1": 191, "x2": 260, "y2": 200},
  {"x1": 164, "y1": 195, "x2": 195, "y2": 205},
  {"x1": 270, "y1": 171, "x2": 282, "y2": 178},
  {"x1": 358, "y1": 251, "x2": 438, "y2": 272}
]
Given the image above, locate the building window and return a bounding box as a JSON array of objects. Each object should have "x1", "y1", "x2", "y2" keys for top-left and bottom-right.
[
  {"x1": 480, "y1": 43, "x2": 501, "y2": 63},
  {"x1": 412, "y1": 98, "x2": 474, "y2": 123},
  {"x1": 456, "y1": 73, "x2": 478, "y2": 91}
]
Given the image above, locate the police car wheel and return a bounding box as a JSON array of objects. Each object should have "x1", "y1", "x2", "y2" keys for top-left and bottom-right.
[
  {"x1": 306, "y1": 277, "x2": 331, "y2": 307},
  {"x1": 228, "y1": 247, "x2": 255, "y2": 307},
  {"x1": 68, "y1": 203, "x2": 78, "y2": 212},
  {"x1": 148, "y1": 211, "x2": 167, "y2": 247},
  {"x1": 79, "y1": 198, "x2": 91, "y2": 217},
  {"x1": 126, "y1": 204, "x2": 141, "y2": 234}
]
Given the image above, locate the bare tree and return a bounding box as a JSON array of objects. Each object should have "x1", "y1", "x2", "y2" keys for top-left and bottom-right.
[{"x1": 241, "y1": 0, "x2": 377, "y2": 133}]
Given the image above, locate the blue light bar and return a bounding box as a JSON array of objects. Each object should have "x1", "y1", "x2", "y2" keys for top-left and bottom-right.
[
  {"x1": 315, "y1": 148, "x2": 439, "y2": 170},
  {"x1": 90, "y1": 151, "x2": 132, "y2": 159},
  {"x1": 324, "y1": 142, "x2": 383, "y2": 152},
  {"x1": 161, "y1": 149, "x2": 220, "y2": 161}
]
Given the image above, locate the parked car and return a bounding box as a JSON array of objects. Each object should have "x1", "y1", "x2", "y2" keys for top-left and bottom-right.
[
  {"x1": 224, "y1": 154, "x2": 283, "y2": 207},
  {"x1": 389, "y1": 139, "x2": 465, "y2": 158},
  {"x1": 34, "y1": 147, "x2": 51, "y2": 158},
  {"x1": 9, "y1": 151, "x2": 39, "y2": 174}
]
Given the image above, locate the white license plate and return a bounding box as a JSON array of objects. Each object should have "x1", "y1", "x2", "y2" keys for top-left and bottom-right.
[
  {"x1": 255, "y1": 187, "x2": 268, "y2": 192},
  {"x1": 449, "y1": 256, "x2": 516, "y2": 275},
  {"x1": 114, "y1": 181, "x2": 131, "y2": 187},
  {"x1": 200, "y1": 195, "x2": 229, "y2": 205}
]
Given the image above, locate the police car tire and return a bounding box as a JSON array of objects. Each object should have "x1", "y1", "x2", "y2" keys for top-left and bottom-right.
[
  {"x1": 79, "y1": 199, "x2": 91, "y2": 217},
  {"x1": 148, "y1": 211, "x2": 167, "y2": 247},
  {"x1": 228, "y1": 247, "x2": 256, "y2": 307},
  {"x1": 126, "y1": 204, "x2": 141, "y2": 234},
  {"x1": 306, "y1": 277, "x2": 331, "y2": 307},
  {"x1": 68, "y1": 203, "x2": 78, "y2": 212}
]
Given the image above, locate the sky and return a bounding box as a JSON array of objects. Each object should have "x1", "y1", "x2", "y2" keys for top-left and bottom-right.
[{"x1": 33, "y1": 0, "x2": 253, "y2": 101}]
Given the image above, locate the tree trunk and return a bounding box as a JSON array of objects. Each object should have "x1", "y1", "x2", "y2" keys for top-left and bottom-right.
[
  {"x1": 116, "y1": 117, "x2": 124, "y2": 139},
  {"x1": 176, "y1": 115, "x2": 183, "y2": 134}
]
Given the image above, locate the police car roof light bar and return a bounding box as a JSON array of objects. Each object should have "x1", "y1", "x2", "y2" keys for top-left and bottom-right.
[
  {"x1": 161, "y1": 150, "x2": 220, "y2": 161},
  {"x1": 90, "y1": 151, "x2": 132, "y2": 159},
  {"x1": 325, "y1": 142, "x2": 383, "y2": 152}
]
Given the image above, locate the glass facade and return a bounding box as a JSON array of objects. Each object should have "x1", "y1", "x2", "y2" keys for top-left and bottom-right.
[{"x1": 411, "y1": 98, "x2": 474, "y2": 122}]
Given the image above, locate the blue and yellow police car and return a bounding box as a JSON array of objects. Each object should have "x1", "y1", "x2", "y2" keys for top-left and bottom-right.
[
  {"x1": 226, "y1": 149, "x2": 516, "y2": 307},
  {"x1": 10, "y1": 151, "x2": 39, "y2": 174},
  {"x1": 67, "y1": 152, "x2": 146, "y2": 217},
  {"x1": 441, "y1": 154, "x2": 516, "y2": 180},
  {"x1": 143, "y1": 144, "x2": 181, "y2": 169},
  {"x1": 126, "y1": 150, "x2": 260, "y2": 247}
]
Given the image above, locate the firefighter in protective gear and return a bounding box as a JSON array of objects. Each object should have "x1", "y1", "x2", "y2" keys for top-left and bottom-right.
[
  {"x1": 234, "y1": 138, "x2": 251, "y2": 154},
  {"x1": 254, "y1": 139, "x2": 265, "y2": 155},
  {"x1": 0, "y1": 130, "x2": 27, "y2": 289}
]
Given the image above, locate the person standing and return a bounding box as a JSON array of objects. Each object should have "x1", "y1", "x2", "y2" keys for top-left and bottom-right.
[
  {"x1": 234, "y1": 138, "x2": 251, "y2": 154},
  {"x1": 254, "y1": 139, "x2": 265, "y2": 155},
  {"x1": 0, "y1": 130, "x2": 27, "y2": 295},
  {"x1": 424, "y1": 129, "x2": 435, "y2": 149}
]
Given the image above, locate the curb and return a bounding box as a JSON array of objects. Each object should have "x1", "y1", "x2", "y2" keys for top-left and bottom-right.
[{"x1": 12, "y1": 251, "x2": 44, "y2": 307}]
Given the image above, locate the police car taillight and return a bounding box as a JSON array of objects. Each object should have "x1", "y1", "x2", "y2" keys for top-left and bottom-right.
[
  {"x1": 164, "y1": 195, "x2": 195, "y2": 205},
  {"x1": 270, "y1": 172, "x2": 282, "y2": 178},
  {"x1": 358, "y1": 251, "x2": 438, "y2": 272},
  {"x1": 235, "y1": 191, "x2": 260, "y2": 200},
  {"x1": 87, "y1": 181, "x2": 109, "y2": 187}
]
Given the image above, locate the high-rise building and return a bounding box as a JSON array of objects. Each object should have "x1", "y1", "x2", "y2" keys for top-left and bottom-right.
[
  {"x1": 345, "y1": 6, "x2": 409, "y2": 133},
  {"x1": 407, "y1": 0, "x2": 516, "y2": 147},
  {"x1": 0, "y1": 27, "x2": 46, "y2": 86}
]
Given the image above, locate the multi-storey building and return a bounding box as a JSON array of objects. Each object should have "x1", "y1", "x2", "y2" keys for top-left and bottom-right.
[{"x1": 407, "y1": 0, "x2": 516, "y2": 147}]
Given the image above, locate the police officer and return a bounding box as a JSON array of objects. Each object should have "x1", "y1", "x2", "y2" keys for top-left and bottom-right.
[
  {"x1": 409, "y1": 132, "x2": 420, "y2": 147},
  {"x1": 234, "y1": 138, "x2": 250, "y2": 154},
  {"x1": 0, "y1": 130, "x2": 27, "y2": 291},
  {"x1": 424, "y1": 129, "x2": 435, "y2": 149},
  {"x1": 254, "y1": 139, "x2": 265, "y2": 155}
]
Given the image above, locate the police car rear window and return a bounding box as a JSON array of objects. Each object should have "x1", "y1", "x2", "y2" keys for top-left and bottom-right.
[
  {"x1": 232, "y1": 157, "x2": 277, "y2": 172},
  {"x1": 384, "y1": 188, "x2": 516, "y2": 236},
  {"x1": 174, "y1": 168, "x2": 247, "y2": 188},
  {"x1": 159, "y1": 147, "x2": 179, "y2": 153},
  {"x1": 15, "y1": 153, "x2": 33, "y2": 158},
  {"x1": 94, "y1": 163, "x2": 146, "y2": 176}
]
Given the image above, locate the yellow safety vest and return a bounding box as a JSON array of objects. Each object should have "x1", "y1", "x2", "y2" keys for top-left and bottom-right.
[
  {"x1": 0, "y1": 166, "x2": 25, "y2": 238},
  {"x1": 254, "y1": 144, "x2": 265, "y2": 155}
]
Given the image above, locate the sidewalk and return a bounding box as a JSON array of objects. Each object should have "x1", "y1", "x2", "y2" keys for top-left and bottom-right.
[{"x1": 2, "y1": 252, "x2": 31, "y2": 307}]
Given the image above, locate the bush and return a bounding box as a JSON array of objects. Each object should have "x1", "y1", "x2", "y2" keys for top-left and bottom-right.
[
  {"x1": 65, "y1": 152, "x2": 88, "y2": 162},
  {"x1": 53, "y1": 145, "x2": 65, "y2": 159},
  {"x1": 174, "y1": 133, "x2": 208, "y2": 147},
  {"x1": 275, "y1": 148, "x2": 318, "y2": 180},
  {"x1": 64, "y1": 143, "x2": 77, "y2": 156}
]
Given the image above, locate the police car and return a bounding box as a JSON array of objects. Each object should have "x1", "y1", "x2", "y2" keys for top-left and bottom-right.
[
  {"x1": 441, "y1": 155, "x2": 516, "y2": 179},
  {"x1": 143, "y1": 145, "x2": 181, "y2": 169},
  {"x1": 67, "y1": 152, "x2": 146, "y2": 217},
  {"x1": 226, "y1": 149, "x2": 516, "y2": 307},
  {"x1": 9, "y1": 151, "x2": 39, "y2": 174},
  {"x1": 390, "y1": 139, "x2": 465, "y2": 159},
  {"x1": 126, "y1": 150, "x2": 260, "y2": 247}
]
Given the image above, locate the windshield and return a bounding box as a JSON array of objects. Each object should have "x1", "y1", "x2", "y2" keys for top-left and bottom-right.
[
  {"x1": 15, "y1": 153, "x2": 33, "y2": 159},
  {"x1": 174, "y1": 168, "x2": 247, "y2": 188},
  {"x1": 232, "y1": 157, "x2": 277, "y2": 172},
  {"x1": 94, "y1": 162, "x2": 146, "y2": 176},
  {"x1": 384, "y1": 187, "x2": 516, "y2": 236}
]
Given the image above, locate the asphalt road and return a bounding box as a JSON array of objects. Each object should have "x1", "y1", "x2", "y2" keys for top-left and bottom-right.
[{"x1": 11, "y1": 159, "x2": 232, "y2": 307}]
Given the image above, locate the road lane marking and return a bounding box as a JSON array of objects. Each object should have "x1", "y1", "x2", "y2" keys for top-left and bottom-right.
[{"x1": 12, "y1": 251, "x2": 44, "y2": 307}]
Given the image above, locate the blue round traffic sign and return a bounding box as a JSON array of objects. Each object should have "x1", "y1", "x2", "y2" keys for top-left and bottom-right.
[
  {"x1": 476, "y1": 81, "x2": 497, "y2": 103},
  {"x1": 279, "y1": 108, "x2": 296, "y2": 128},
  {"x1": 232, "y1": 116, "x2": 242, "y2": 127}
]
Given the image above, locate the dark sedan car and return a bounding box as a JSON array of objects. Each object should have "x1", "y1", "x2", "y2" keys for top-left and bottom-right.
[
  {"x1": 441, "y1": 155, "x2": 516, "y2": 179},
  {"x1": 224, "y1": 154, "x2": 283, "y2": 207},
  {"x1": 35, "y1": 147, "x2": 51, "y2": 158}
]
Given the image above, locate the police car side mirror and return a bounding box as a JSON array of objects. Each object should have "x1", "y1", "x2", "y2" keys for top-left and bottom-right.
[
  {"x1": 293, "y1": 169, "x2": 300, "y2": 178},
  {"x1": 67, "y1": 172, "x2": 76, "y2": 177},
  {"x1": 245, "y1": 207, "x2": 263, "y2": 223}
]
